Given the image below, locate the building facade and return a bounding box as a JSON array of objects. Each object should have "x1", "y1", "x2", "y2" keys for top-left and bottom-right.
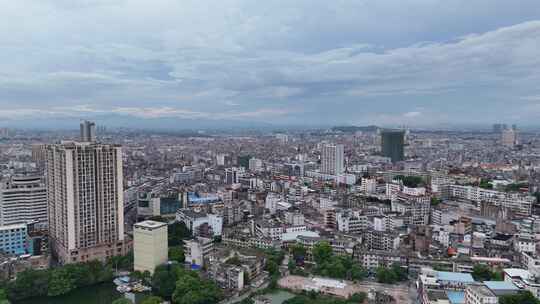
[
  {"x1": 46, "y1": 141, "x2": 128, "y2": 264},
  {"x1": 133, "y1": 220, "x2": 168, "y2": 274},
  {"x1": 381, "y1": 130, "x2": 405, "y2": 163},
  {"x1": 321, "y1": 144, "x2": 344, "y2": 175},
  {"x1": 0, "y1": 174, "x2": 48, "y2": 228}
]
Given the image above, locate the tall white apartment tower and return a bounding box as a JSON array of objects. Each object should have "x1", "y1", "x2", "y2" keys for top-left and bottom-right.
[
  {"x1": 321, "y1": 144, "x2": 344, "y2": 175},
  {"x1": 80, "y1": 120, "x2": 96, "y2": 142},
  {"x1": 45, "y1": 140, "x2": 128, "y2": 264}
]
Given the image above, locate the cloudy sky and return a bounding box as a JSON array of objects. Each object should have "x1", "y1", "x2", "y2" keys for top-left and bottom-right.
[{"x1": 2, "y1": 0, "x2": 540, "y2": 128}]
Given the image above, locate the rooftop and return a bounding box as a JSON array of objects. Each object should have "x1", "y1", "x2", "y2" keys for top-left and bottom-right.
[
  {"x1": 134, "y1": 220, "x2": 167, "y2": 229},
  {"x1": 484, "y1": 280, "x2": 519, "y2": 291},
  {"x1": 436, "y1": 271, "x2": 475, "y2": 283}
]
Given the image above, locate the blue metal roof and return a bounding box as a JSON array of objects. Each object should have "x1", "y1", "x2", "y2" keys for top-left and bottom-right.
[
  {"x1": 437, "y1": 271, "x2": 475, "y2": 283},
  {"x1": 484, "y1": 281, "x2": 519, "y2": 291}
]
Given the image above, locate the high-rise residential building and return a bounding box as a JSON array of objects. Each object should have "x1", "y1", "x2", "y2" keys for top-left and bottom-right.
[
  {"x1": 45, "y1": 140, "x2": 128, "y2": 264},
  {"x1": 381, "y1": 130, "x2": 405, "y2": 163},
  {"x1": 248, "y1": 158, "x2": 263, "y2": 172},
  {"x1": 80, "y1": 120, "x2": 96, "y2": 142},
  {"x1": 237, "y1": 155, "x2": 251, "y2": 169},
  {"x1": 133, "y1": 220, "x2": 168, "y2": 274},
  {"x1": 501, "y1": 128, "x2": 518, "y2": 147},
  {"x1": 321, "y1": 144, "x2": 344, "y2": 175},
  {"x1": 0, "y1": 174, "x2": 48, "y2": 228}
]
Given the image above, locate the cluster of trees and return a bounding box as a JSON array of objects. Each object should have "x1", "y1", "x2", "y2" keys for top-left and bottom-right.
[
  {"x1": 283, "y1": 291, "x2": 367, "y2": 304},
  {"x1": 151, "y1": 263, "x2": 223, "y2": 304},
  {"x1": 169, "y1": 246, "x2": 185, "y2": 264},
  {"x1": 375, "y1": 265, "x2": 407, "y2": 284},
  {"x1": 499, "y1": 291, "x2": 540, "y2": 304},
  {"x1": 478, "y1": 179, "x2": 493, "y2": 189},
  {"x1": 312, "y1": 242, "x2": 367, "y2": 281},
  {"x1": 505, "y1": 183, "x2": 528, "y2": 192},
  {"x1": 430, "y1": 197, "x2": 442, "y2": 206},
  {"x1": 168, "y1": 221, "x2": 192, "y2": 246},
  {"x1": 471, "y1": 264, "x2": 503, "y2": 281},
  {"x1": 112, "y1": 296, "x2": 165, "y2": 304},
  {"x1": 4, "y1": 260, "x2": 115, "y2": 301},
  {"x1": 172, "y1": 268, "x2": 223, "y2": 304},
  {"x1": 148, "y1": 216, "x2": 192, "y2": 247},
  {"x1": 394, "y1": 175, "x2": 424, "y2": 188},
  {"x1": 264, "y1": 249, "x2": 285, "y2": 289},
  {"x1": 0, "y1": 289, "x2": 8, "y2": 304}
]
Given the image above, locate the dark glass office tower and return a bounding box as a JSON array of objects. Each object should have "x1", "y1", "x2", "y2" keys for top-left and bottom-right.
[{"x1": 381, "y1": 130, "x2": 405, "y2": 163}]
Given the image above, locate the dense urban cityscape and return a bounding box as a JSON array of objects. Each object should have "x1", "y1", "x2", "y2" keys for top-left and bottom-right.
[
  {"x1": 2, "y1": 1, "x2": 540, "y2": 304},
  {"x1": 0, "y1": 121, "x2": 540, "y2": 304}
]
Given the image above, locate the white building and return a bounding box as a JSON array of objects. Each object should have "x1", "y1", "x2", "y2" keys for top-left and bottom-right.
[
  {"x1": 0, "y1": 174, "x2": 48, "y2": 228},
  {"x1": 446, "y1": 185, "x2": 534, "y2": 216},
  {"x1": 360, "y1": 177, "x2": 377, "y2": 194},
  {"x1": 184, "y1": 237, "x2": 214, "y2": 267},
  {"x1": 176, "y1": 210, "x2": 223, "y2": 236},
  {"x1": 248, "y1": 158, "x2": 263, "y2": 172},
  {"x1": 337, "y1": 210, "x2": 368, "y2": 233},
  {"x1": 133, "y1": 220, "x2": 168, "y2": 274},
  {"x1": 464, "y1": 284, "x2": 497, "y2": 304},
  {"x1": 321, "y1": 144, "x2": 344, "y2": 175}
]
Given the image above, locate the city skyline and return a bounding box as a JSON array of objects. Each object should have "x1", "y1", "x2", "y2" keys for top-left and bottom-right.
[{"x1": 1, "y1": 1, "x2": 540, "y2": 129}]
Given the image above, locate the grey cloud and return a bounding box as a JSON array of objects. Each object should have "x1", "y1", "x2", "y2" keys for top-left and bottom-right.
[{"x1": 1, "y1": 1, "x2": 540, "y2": 127}]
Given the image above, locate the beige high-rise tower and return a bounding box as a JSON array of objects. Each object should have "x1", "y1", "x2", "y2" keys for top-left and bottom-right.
[
  {"x1": 46, "y1": 140, "x2": 128, "y2": 264},
  {"x1": 133, "y1": 220, "x2": 168, "y2": 274}
]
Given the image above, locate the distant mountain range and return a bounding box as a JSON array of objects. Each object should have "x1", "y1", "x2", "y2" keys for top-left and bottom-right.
[
  {"x1": 331, "y1": 125, "x2": 380, "y2": 133},
  {"x1": 0, "y1": 114, "x2": 278, "y2": 131}
]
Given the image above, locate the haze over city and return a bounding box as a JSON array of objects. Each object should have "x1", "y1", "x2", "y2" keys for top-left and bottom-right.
[
  {"x1": 1, "y1": 1, "x2": 540, "y2": 129},
  {"x1": 4, "y1": 2, "x2": 540, "y2": 304}
]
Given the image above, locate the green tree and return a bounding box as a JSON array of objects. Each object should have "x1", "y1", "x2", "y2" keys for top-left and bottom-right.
[
  {"x1": 112, "y1": 298, "x2": 133, "y2": 304},
  {"x1": 472, "y1": 264, "x2": 493, "y2": 281},
  {"x1": 237, "y1": 298, "x2": 254, "y2": 304},
  {"x1": 172, "y1": 272, "x2": 223, "y2": 304},
  {"x1": 291, "y1": 244, "x2": 307, "y2": 261},
  {"x1": 499, "y1": 291, "x2": 540, "y2": 304},
  {"x1": 268, "y1": 274, "x2": 279, "y2": 290},
  {"x1": 48, "y1": 267, "x2": 75, "y2": 296},
  {"x1": 141, "y1": 296, "x2": 164, "y2": 304},
  {"x1": 152, "y1": 264, "x2": 182, "y2": 299},
  {"x1": 0, "y1": 289, "x2": 9, "y2": 304},
  {"x1": 6, "y1": 269, "x2": 49, "y2": 300},
  {"x1": 169, "y1": 246, "x2": 185, "y2": 263},
  {"x1": 349, "y1": 292, "x2": 367, "y2": 303},
  {"x1": 313, "y1": 242, "x2": 333, "y2": 265},
  {"x1": 226, "y1": 254, "x2": 242, "y2": 266},
  {"x1": 288, "y1": 260, "x2": 297, "y2": 272},
  {"x1": 108, "y1": 251, "x2": 134, "y2": 271},
  {"x1": 265, "y1": 260, "x2": 279, "y2": 276},
  {"x1": 349, "y1": 264, "x2": 367, "y2": 281},
  {"x1": 391, "y1": 264, "x2": 408, "y2": 281},
  {"x1": 243, "y1": 271, "x2": 250, "y2": 286},
  {"x1": 168, "y1": 222, "x2": 191, "y2": 246},
  {"x1": 375, "y1": 267, "x2": 397, "y2": 284}
]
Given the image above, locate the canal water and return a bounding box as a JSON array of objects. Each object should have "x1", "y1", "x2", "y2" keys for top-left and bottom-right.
[{"x1": 15, "y1": 283, "x2": 122, "y2": 304}]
